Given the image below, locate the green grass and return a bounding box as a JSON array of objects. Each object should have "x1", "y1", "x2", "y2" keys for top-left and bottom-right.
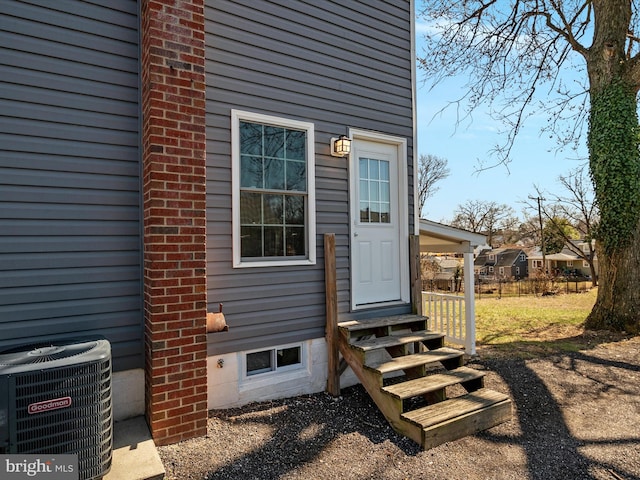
[{"x1": 474, "y1": 289, "x2": 602, "y2": 358}]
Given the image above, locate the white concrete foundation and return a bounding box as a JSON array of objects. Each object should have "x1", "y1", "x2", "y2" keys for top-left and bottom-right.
[
  {"x1": 111, "y1": 368, "x2": 145, "y2": 421},
  {"x1": 208, "y1": 338, "x2": 362, "y2": 409}
]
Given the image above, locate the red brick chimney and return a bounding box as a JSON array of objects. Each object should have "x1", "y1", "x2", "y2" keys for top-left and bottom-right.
[{"x1": 140, "y1": 0, "x2": 208, "y2": 445}]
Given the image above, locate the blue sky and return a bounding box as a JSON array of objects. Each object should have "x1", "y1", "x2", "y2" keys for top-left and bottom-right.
[{"x1": 414, "y1": 11, "x2": 590, "y2": 223}]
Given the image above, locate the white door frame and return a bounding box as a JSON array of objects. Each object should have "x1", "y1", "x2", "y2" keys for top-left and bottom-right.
[{"x1": 348, "y1": 128, "x2": 410, "y2": 310}]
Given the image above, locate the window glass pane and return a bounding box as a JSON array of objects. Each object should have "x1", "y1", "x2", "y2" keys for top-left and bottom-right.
[
  {"x1": 370, "y1": 182, "x2": 379, "y2": 202},
  {"x1": 285, "y1": 227, "x2": 305, "y2": 256},
  {"x1": 237, "y1": 116, "x2": 310, "y2": 261},
  {"x1": 370, "y1": 159, "x2": 379, "y2": 180},
  {"x1": 277, "y1": 346, "x2": 301, "y2": 367},
  {"x1": 285, "y1": 196, "x2": 304, "y2": 225},
  {"x1": 263, "y1": 126, "x2": 285, "y2": 158},
  {"x1": 264, "y1": 158, "x2": 285, "y2": 190},
  {"x1": 240, "y1": 122, "x2": 263, "y2": 155},
  {"x1": 359, "y1": 159, "x2": 368, "y2": 179},
  {"x1": 286, "y1": 130, "x2": 306, "y2": 160},
  {"x1": 241, "y1": 226, "x2": 262, "y2": 257},
  {"x1": 240, "y1": 192, "x2": 262, "y2": 224},
  {"x1": 370, "y1": 205, "x2": 380, "y2": 223},
  {"x1": 359, "y1": 180, "x2": 369, "y2": 201},
  {"x1": 380, "y1": 182, "x2": 390, "y2": 202},
  {"x1": 360, "y1": 202, "x2": 370, "y2": 222},
  {"x1": 380, "y1": 160, "x2": 389, "y2": 181},
  {"x1": 286, "y1": 160, "x2": 306, "y2": 191},
  {"x1": 263, "y1": 226, "x2": 284, "y2": 256},
  {"x1": 247, "y1": 350, "x2": 272, "y2": 375},
  {"x1": 241, "y1": 156, "x2": 263, "y2": 188},
  {"x1": 380, "y1": 203, "x2": 390, "y2": 223},
  {"x1": 263, "y1": 194, "x2": 284, "y2": 224}
]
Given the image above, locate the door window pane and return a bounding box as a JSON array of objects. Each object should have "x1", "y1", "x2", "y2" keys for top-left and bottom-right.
[{"x1": 359, "y1": 157, "x2": 390, "y2": 224}]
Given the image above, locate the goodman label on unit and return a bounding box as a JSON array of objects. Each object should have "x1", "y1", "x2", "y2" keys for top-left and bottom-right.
[{"x1": 27, "y1": 397, "x2": 72, "y2": 415}]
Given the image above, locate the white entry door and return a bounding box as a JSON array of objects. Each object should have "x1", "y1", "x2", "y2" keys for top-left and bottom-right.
[{"x1": 350, "y1": 136, "x2": 407, "y2": 308}]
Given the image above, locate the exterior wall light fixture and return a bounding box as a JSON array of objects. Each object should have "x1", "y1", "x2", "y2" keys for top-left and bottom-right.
[{"x1": 331, "y1": 135, "x2": 352, "y2": 157}]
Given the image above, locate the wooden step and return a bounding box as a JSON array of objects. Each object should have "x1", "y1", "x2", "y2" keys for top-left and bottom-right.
[
  {"x1": 339, "y1": 314, "x2": 429, "y2": 332},
  {"x1": 349, "y1": 330, "x2": 444, "y2": 352},
  {"x1": 382, "y1": 367, "x2": 485, "y2": 400},
  {"x1": 365, "y1": 347, "x2": 464, "y2": 375},
  {"x1": 338, "y1": 315, "x2": 429, "y2": 341},
  {"x1": 401, "y1": 388, "x2": 512, "y2": 449}
]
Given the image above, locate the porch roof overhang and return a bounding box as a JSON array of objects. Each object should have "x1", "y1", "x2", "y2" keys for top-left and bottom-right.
[{"x1": 419, "y1": 219, "x2": 486, "y2": 254}]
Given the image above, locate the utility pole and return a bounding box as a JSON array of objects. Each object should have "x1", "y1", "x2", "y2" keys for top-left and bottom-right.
[{"x1": 529, "y1": 195, "x2": 546, "y2": 274}]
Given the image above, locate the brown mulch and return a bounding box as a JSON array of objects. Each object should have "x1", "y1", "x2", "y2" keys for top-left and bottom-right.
[{"x1": 158, "y1": 334, "x2": 640, "y2": 480}]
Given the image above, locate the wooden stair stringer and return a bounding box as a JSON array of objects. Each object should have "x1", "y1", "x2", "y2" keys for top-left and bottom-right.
[
  {"x1": 336, "y1": 316, "x2": 512, "y2": 450},
  {"x1": 337, "y1": 329, "x2": 424, "y2": 445}
]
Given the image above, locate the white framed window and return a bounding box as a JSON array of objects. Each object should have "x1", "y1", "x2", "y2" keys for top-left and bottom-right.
[
  {"x1": 519, "y1": 253, "x2": 526, "y2": 262},
  {"x1": 532, "y1": 260, "x2": 542, "y2": 268},
  {"x1": 488, "y1": 266, "x2": 494, "y2": 273},
  {"x1": 488, "y1": 254, "x2": 495, "y2": 261},
  {"x1": 231, "y1": 110, "x2": 316, "y2": 268},
  {"x1": 583, "y1": 260, "x2": 589, "y2": 267},
  {"x1": 567, "y1": 261, "x2": 573, "y2": 267},
  {"x1": 243, "y1": 343, "x2": 305, "y2": 378},
  {"x1": 499, "y1": 267, "x2": 504, "y2": 275},
  {"x1": 516, "y1": 266, "x2": 520, "y2": 275}
]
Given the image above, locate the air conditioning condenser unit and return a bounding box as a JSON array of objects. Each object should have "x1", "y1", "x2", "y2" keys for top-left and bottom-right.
[{"x1": 0, "y1": 337, "x2": 113, "y2": 480}]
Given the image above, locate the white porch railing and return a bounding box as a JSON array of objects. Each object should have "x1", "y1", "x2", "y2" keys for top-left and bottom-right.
[{"x1": 422, "y1": 291, "x2": 475, "y2": 353}]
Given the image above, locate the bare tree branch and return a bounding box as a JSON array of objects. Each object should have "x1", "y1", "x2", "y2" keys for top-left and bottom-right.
[{"x1": 418, "y1": 154, "x2": 451, "y2": 216}]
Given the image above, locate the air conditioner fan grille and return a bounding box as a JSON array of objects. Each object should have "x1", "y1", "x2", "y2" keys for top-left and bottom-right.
[{"x1": 0, "y1": 342, "x2": 98, "y2": 366}]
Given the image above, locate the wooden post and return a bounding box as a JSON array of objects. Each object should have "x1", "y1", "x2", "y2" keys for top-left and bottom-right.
[
  {"x1": 409, "y1": 234, "x2": 422, "y2": 316},
  {"x1": 324, "y1": 233, "x2": 340, "y2": 396}
]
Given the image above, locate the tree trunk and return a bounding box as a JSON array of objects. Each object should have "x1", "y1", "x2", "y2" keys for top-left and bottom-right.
[
  {"x1": 585, "y1": 82, "x2": 640, "y2": 333},
  {"x1": 587, "y1": 235, "x2": 640, "y2": 333},
  {"x1": 584, "y1": 0, "x2": 640, "y2": 333}
]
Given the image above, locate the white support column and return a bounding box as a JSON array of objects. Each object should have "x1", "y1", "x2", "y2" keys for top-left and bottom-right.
[{"x1": 463, "y1": 249, "x2": 476, "y2": 355}]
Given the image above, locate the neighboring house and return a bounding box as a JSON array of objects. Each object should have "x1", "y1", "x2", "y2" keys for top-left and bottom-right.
[
  {"x1": 0, "y1": 0, "x2": 417, "y2": 445},
  {"x1": 474, "y1": 248, "x2": 528, "y2": 280},
  {"x1": 421, "y1": 255, "x2": 462, "y2": 291},
  {"x1": 528, "y1": 241, "x2": 598, "y2": 279}
]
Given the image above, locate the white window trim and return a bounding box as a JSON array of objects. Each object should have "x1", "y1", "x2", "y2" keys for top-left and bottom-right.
[
  {"x1": 231, "y1": 110, "x2": 316, "y2": 268},
  {"x1": 239, "y1": 342, "x2": 309, "y2": 391}
]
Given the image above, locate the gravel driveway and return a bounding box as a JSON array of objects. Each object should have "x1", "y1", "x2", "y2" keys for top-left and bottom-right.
[{"x1": 158, "y1": 336, "x2": 640, "y2": 480}]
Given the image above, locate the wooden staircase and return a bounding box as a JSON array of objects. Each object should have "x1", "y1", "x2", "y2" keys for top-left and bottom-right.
[{"x1": 337, "y1": 314, "x2": 512, "y2": 450}]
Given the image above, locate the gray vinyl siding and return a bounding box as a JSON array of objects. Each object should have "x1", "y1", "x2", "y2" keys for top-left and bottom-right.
[
  {"x1": 205, "y1": 0, "x2": 414, "y2": 355},
  {"x1": 0, "y1": 0, "x2": 141, "y2": 371}
]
